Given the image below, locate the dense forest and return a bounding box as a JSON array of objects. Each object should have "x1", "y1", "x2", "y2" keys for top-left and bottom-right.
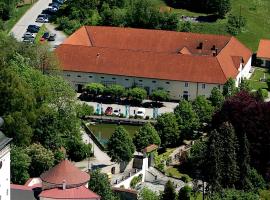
[{"x1": 0, "y1": 32, "x2": 92, "y2": 184}]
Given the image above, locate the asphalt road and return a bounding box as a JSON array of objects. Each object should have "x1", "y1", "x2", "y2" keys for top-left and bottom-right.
[{"x1": 10, "y1": 0, "x2": 66, "y2": 46}]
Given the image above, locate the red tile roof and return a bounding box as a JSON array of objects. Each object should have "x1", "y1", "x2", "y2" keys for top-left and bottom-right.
[
  {"x1": 257, "y1": 39, "x2": 270, "y2": 59},
  {"x1": 40, "y1": 160, "x2": 90, "y2": 186},
  {"x1": 39, "y1": 186, "x2": 100, "y2": 199},
  {"x1": 56, "y1": 26, "x2": 252, "y2": 84}
]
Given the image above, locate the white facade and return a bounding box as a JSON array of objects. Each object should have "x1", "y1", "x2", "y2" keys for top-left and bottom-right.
[
  {"x1": 0, "y1": 145, "x2": 11, "y2": 200},
  {"x1": 236, "y1": 57, "x2": 252, "y2": 86},
  {"x1": 63, "y1": 71, "x2": 223, "y2": 101}
]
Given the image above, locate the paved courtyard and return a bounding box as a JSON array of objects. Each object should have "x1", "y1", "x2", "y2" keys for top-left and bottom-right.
[{"x1": 79, "y1": 99, "x2": 178, "y2": 118}]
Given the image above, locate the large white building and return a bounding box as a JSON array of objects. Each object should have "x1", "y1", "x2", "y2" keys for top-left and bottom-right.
[
  {"x1": 0, "y1": 118, "x2": 12, "y2": 200},
  {"x1": 55, "y1": 26, "x2": 252, "y2": 100}
]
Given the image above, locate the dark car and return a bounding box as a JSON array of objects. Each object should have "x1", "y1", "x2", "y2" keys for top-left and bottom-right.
[
  {"x1": 48, "y1": 33, "x2": 56, "y2": 41},
  {"x1": 105, "y1": 107, "x2": 113, "y2": 115},
  {"x1": 27, "y1": 25, "x2": 40, "y2": 33},
  {"x1": 42, "y1": 32, "x2": 50, "y2": 40},
  {"x1": 52, "y1": 0, "x2": 64, "y2": 4},
  {"x1": 51, "y1": 2, "x2": 60, "y2": 8}
]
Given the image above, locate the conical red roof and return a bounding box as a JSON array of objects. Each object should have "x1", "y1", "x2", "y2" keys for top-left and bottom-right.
[{"x1": 40, "y1": 160, "x2": 90, "y2": 186}]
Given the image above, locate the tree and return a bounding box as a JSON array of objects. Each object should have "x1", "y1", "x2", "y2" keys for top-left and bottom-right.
[
  {"x1": 206, "y1": 122, "x2": 239, "y2": 191},
  {"x1": 128, "y1": 87, "x2": 147, "y2": 104},
  {"x1": 84, "y1": 82, "x2": 105, "y2": 95},
  {"x1": 239, "y1": 79, "x2": 251, "y2": 92},
  {"x1": 174, "y1": 100, "x2": 199, "y2": 139},
  {"x1": 223, "y1": 78, "x2": 237, "y2": 97},
  {"x1": 227, "y1": 14, "x2": 247, "y2": 35},
  {"x1": 212, "y1": 91, "x2": 270, "y2": 179},
  {"x1": 107, "y1": 126, "x2": 135, "y2": 163},
  {"x1": 209, "y1": 87, "x2": 225, "y2": 108},
  {"x1": 26, "y1": 143, "x2": 55, "y2": 177},
  {"x1": 210, "y1": 189, "x2": 259, "y2": 200},
  {"x1": 210, "y1": 0, "x2": 231, "y2": 18},
  {"x1": 133, "y1": 123, "x2": 161, "y2": 151},
  {"x1": 10, "y1": 145, "x2": 31, "y2": 184},
  {"x1": 246, "y1": 168, "x2": 266, "y2": 193},
  {"x1": 138, "y1": 187, "x2": 160, "y2": 200},
  {"x1": 155, "y1": 113, "x2": 180, "y2": 147},
  {"x1": 192, "y1": 96, "x2": 214, "y2": 124},
  {"x1": 179, "y1": 21, "x2": 192, "y2": 32},
  {"x1": 255, "y1": 88, "x2": 268, "y2": 101},
  {"x1": 104, "y1": 84, "x2": 125, "y2": 99},
  {"x1": 66, "y1": 137, "x2": 92, "y2": 162},
  {"x1": 161, "y1": 180, "x2": 176, "y2": 200},
  {"x1": 178, "y1": 185, "x2": 192, "y2": 200},
  {"x1": 151, "y1": 89, "x2": 169, "y2": 102},
  {"x1": 88, "y1": 170, "x2": 119, "y2": 200},
  {"x1": 76, "y1": 103, "x2": 94, "y2": 118}
]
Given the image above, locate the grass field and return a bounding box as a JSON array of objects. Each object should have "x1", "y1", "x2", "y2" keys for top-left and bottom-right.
[
  {"x1": 152, "y1": 0, "x2": 270, "y2": 51},
  {"x1": 88, "y1": 123, "x2": 141, "y2": 140},
  {"x1": 5, "y1": 4, "x2": 32, "y2": 31},
  {"x1": 248, "y1": 67, "x2": 270, "y2": 90}
]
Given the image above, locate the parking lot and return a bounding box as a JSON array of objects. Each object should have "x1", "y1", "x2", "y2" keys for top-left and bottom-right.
[
  {"x1": 80, "y1": 100, "x2": 178, "y2": 119},
  {"x1": 10, "y1": 0, "x2": 66, "y2": 47}
]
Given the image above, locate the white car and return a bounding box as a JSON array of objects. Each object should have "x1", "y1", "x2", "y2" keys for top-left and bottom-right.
[
  {"x1": 113, "y1": 109, "x2": 120, "y2": 116},
  {"x1": 23, "y1": 32, "x2": 35, "y2": 38},
  {"x1": 36, "y1": 17, "x2": 49, "y2": 23},
  {"x1": 136, "y1": 108, "x2": 146, "y2": 118}
]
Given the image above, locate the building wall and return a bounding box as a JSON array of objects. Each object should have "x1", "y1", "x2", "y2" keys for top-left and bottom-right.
[
  {"x1": 63, "y1": 71, "x2": 222, "y2": 100},
  {"x1": 0, "y1": 145, "x2": 11, "y2": 200},
  {"x1": 236, "y1": 57, "x2": 252, "y2": 86}
]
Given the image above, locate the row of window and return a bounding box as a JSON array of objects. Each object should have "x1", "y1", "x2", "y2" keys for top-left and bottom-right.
[{"x1": 66, "y1": 74, "x2": 215, "y2": 89}]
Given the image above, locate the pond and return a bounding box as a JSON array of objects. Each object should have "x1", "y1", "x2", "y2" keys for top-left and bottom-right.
[{"x1": 88, "y1": 123, "x2": 142, "y2": 141}]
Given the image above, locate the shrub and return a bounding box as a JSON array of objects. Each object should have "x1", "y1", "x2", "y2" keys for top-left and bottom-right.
[
  {"x1": 130, "y1": 174, "x2": 143, "y2": 189},
  {"x1": 76, "y1": 103, "x2": 94, "y2": 118},
  {"x1": 180, "y1": 174, "x2": 191, "y2": 183}
]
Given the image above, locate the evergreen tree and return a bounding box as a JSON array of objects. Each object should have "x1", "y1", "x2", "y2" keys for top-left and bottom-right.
[
  {"x1": 219, "y1": 122, "x2": 239, "y2": 188},
  {"x1": 161, "y1": 180, "x2": 176, "y2": 200},
  {"x1": 107, "y1": 126, "x2": 135, "y2": 163}
]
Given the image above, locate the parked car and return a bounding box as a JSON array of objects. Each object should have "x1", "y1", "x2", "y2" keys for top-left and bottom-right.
[
  {"x1": 27, "y1": 25, "x2": 40, "y2": 33},
  {"x1": 51, "y1": 2, "x2": 60, "y2": 9},
  {"x1": 23, "y1": 32, "x2": 35, "y2": 39},
  {"x1": 23, "y1": 37, "x2": 34, "y2": 43},
  {"x1": 38, "y1": 14, "x2": 51, "y2": 21},
  {"x1": 48, "y1": 33, "x2": 56, "y2": 41},
  {"x1": 36, "y1": 17, "x2": 49, "y2": 23},
  {"x1": 113, "y1": 109, "x2": 120, "y2": 116},
  {"x1": 105, "y1": 107, "x2": 113, "y2": 115},
  {"x1": 42, "y1": 32, "x2": 50, "y2": 40},
  {"x1": 136, "y1": 108, "x2": 146, "y2": 118},
  {"x1": 53, "y1": 0, "x2": 64, "y2": 4}
]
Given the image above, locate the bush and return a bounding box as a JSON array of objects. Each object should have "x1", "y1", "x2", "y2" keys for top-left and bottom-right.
[
  {"x1": 180, "y1": 174, "x2": 191, "y2": 183},
  {"x1": 76, "y1": 103, "x2": 94, "y2": 118},
  {"x1": 130, "y1": 174, "x2": 143, "y2": 189},
  {"x1": 227, "y1": 14, "x2": 247, "y2": 35}
]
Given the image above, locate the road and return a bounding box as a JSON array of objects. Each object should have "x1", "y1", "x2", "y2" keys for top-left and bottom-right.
[{"x1": 10, "y1": 0, "x2": 66, "y2": 46}]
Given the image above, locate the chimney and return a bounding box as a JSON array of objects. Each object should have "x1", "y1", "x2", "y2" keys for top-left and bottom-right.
[
  {"x1": 197, "y1": 42, "x2": 203, "y2": 49},
  {"x1": 211, "y1": 45, "x2": 216, "y2": 50},
  {"x1": 96, "y1": 53, "x2": 100, "y2": 58},
  {"x1": 62, "y1": 180, "x2": 66, "y2": 190}
]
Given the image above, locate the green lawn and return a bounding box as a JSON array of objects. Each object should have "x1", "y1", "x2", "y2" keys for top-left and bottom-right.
[
  {"x1": 5, "y1": 4, "x2": 32, "y2": 31},
  {"x1": 153, "y1": 0, "x2": 270, "y2": 51},
  {"x1": 248, "y1": 67, "x2": 270, "y2": 90},
  {"x1": 88, "y1": 123, "x2": 141, "y2": 140}
]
